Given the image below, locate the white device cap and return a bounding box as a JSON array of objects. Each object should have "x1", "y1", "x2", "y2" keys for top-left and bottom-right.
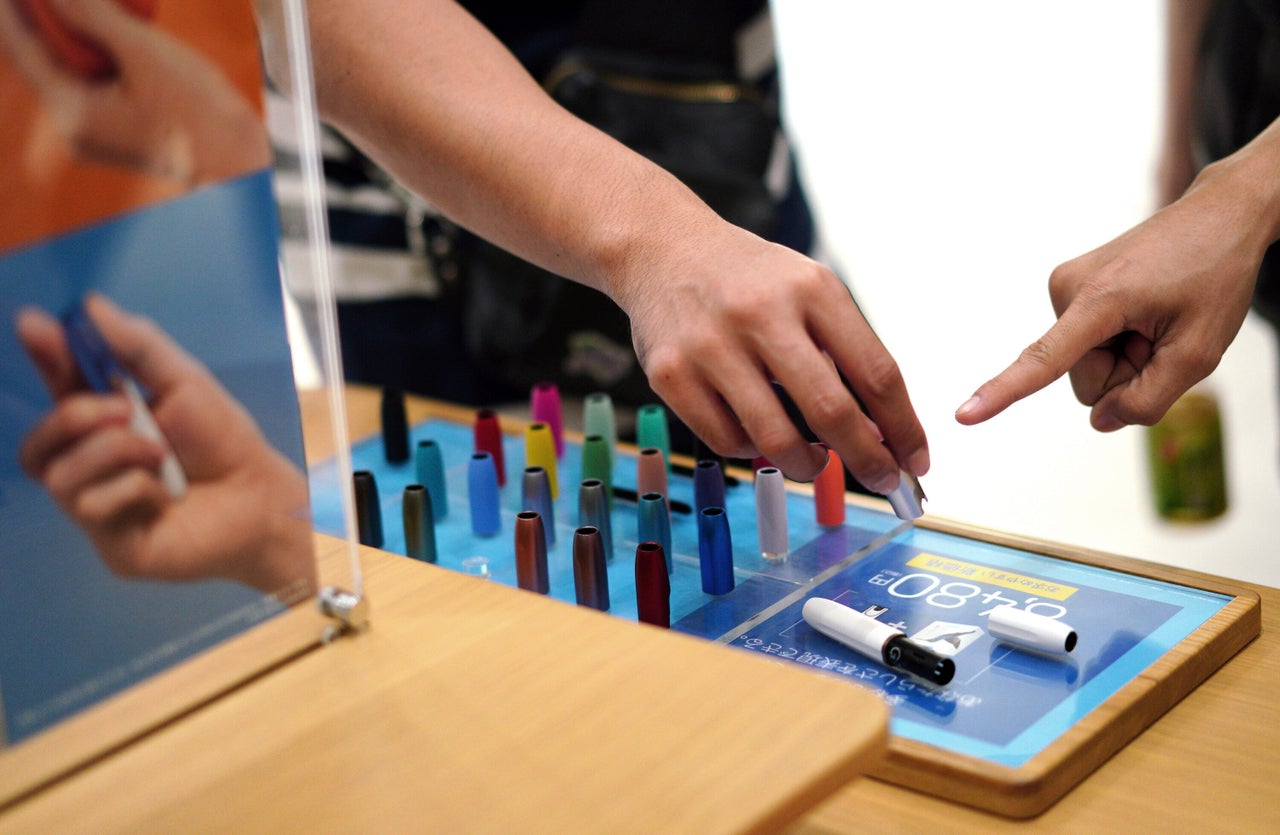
[
  {"x1": 987, "y1": 606, "x2": 1077, "y2": 655},
  {"x1": 884, "y1": 469, "x2": 925, "y2": 520},
  {"x1": 755, "y1": 467, "x2": 789, "y2": 560}
]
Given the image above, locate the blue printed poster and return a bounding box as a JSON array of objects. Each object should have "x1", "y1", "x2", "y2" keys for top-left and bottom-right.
[
  {"x1": 718, "y1": 528, "x2": 1227, "y2": 767},
  {"x1": 0, "y1": 1, "x2": 314, "y2": 745}
]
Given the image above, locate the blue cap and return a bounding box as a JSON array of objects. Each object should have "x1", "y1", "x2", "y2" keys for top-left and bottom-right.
[{"x1": 61, "y1": 300, "x2": 124, "y2": 393}]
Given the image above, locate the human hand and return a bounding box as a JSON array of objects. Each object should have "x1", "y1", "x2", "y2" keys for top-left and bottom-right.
[
  {"x1": 17, "y1": 294, "x2": 315, "y2": 598},
  {"x1": 276, "y1": 0, "x2": 930, "y2": 493},
  {"x1": 0, "y1": 0, "x2": 268, "y2": 185},
  {"x1": 955, "y1": 158, "x2": 1268, "y2": 432},
  {"x1": 621, "y1": 219, "x2": 929, "y2": 493}
]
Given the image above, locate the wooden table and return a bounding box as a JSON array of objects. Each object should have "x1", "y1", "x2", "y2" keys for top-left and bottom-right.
[
  {"x1": 0, "y1": 389, "x2": 888, "y2": 833},
  {"x1": 0, "y1": 535, "x2": 887, "y2": 833}
]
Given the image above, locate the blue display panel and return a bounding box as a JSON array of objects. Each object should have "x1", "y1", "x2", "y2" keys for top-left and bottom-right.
[
  {"x1": 312, "y1": 417, "x2": 1232, "y2": 768},
  {"x1": 0, "y1": 173, "x2": 304, "y2": 743}
]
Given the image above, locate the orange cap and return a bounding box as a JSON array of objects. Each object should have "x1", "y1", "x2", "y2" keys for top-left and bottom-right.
[{"x1": 813, "y1": 446, "x2": 846, "y2": 528}]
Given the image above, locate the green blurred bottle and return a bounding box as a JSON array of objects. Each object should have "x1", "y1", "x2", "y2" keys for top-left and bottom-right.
[{"x1": 1146, "y1": 389, "x2": 1227, "y2": 521}]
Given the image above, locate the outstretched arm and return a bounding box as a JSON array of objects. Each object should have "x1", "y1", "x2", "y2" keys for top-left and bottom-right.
[
  {"x1": 1156, "y1": 0, "x2": 1214, "y2": 207},
  {"x1": 261, "y1": 0, "x2": 929, "y2": 491}
]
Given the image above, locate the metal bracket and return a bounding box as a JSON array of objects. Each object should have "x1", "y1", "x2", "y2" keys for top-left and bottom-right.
[{"x1": 317, "y1": 586, "x2": 370, "y2": 644}]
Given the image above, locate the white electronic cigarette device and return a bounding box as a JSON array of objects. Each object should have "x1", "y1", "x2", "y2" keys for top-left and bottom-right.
[
  {"x1": 62, "y1": 301, "x2": 188, "y2": 499},
  {"x1": 802, "y1": 597, "x2": 954, "y2": 685}
]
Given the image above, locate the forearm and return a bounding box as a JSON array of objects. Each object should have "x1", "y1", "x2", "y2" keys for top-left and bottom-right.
[
  {"x1": 1191, "y1": 114, "x2": 1280, "y2": 253},
  {"x1": 1157, "y1": 0, "x2": 1214, "y2": 204},
  {"x1": 1162, "y1": 0, "x2": 1213, "y2": 152},
  {"x1": 263, "y1": 1, "x2": 930, "y2": 486},
  {"x1": 301, "y1": 0, "x2": 718, "y2": 309}
]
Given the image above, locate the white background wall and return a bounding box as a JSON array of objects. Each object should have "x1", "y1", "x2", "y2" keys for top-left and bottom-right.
[{"x1": 774, "y1": 2, "x2": 1280, "y2": 588}]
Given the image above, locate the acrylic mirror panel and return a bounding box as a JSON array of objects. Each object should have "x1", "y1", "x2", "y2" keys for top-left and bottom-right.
[{"x1": 0, "y1": 0, "x2": 324, "y2": 774}]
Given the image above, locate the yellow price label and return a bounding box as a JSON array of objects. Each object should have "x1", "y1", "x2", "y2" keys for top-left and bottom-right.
[{"x1": 906, "y1": 554, "x2": 1077, "y2": 601}]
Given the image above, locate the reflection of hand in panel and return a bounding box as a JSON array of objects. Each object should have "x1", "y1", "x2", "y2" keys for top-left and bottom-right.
[
  {"x1": 16, "y1": 294, "x2": 315, "y2": 599},
  {"x1": 13, "y1": 0, "x2": 155, "y2": 80},
  {"x1": 0, "y1": 0, "x2": 268, "y2": 186}
]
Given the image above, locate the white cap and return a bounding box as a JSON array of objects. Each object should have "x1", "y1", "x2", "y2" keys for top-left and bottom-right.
[
  {"x1": 987, "y1": 606, "x2": 1077, "y2": 655},
  {"x1": 754, "y1": 467, "x2": 789, "y2": 560},
  {"x1": 884, "y1": 469, "x2": 925, "y2": 520}
]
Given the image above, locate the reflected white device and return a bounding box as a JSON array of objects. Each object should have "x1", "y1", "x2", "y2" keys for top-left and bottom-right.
[{"x1": 62, "y1": 301, "x2": 188, "y2": 499}]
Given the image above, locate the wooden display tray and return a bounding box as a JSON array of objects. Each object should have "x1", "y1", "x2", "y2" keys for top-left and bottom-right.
[{"x1": 861, "y1": 511, "x2": 1261, "y2": 817}]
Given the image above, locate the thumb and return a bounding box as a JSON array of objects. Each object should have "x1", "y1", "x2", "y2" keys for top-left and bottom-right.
[
  {"x1": 955, "y1": 299, "x2": 1122, "y2": 425},
  {"x1": 51, "y1": 0, "x2": 153, "y2": 56},
  {"x1": 15, "y1": 306, "x2": 82, "y2": 398},
  {"x1": 0, "y1": 0, "x2": 58, "y2": 81}
]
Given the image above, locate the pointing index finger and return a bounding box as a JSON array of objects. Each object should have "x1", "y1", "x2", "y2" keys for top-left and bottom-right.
[{"x1": 956, "y1": 298, "x2": 1122, "y2": 425}]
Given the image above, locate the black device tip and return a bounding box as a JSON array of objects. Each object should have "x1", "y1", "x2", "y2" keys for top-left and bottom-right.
[{"x1": 886, "y1": 635, "x2": 956, "y2": 686}]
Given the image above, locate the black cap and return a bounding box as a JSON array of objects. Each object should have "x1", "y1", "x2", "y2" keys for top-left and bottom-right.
[{"x1": 885, "y1": 635, "x2": 956, "y2": 686}]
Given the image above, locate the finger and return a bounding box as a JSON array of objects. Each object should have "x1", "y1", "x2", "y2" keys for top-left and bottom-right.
[
  {"x1": 74, "y1": 467, "x2": 167, "y2": 530},
  {"x1": 1091, "y1": 341, "x2": 1210, "y2": 430},
  {"x1": 644, "y1": 351, "x2": 757, "y2": 460},
  {"x1": 1065, "y1": 346, "x2": 1118, "y2": 407},
  {"x1": 955, "y1": 297, "x2": 1124, "y2": 425},
  {"x1": 42, "y1": 424, "x2": 165, "y2": 503},
  {"x1": 808, "y1": 291, "x2": 928, "y2": 482},
  {"x1": 52, "y1": 0, "x2": 153, "y2": 57},
  {"x1": 82, "y1": 293, "x2": 208, "y2": 397},
  {"x1": 1088, "y1": 359, "x2": 1144, "y2": 432},
  {"x1": 677, "y1": 387, "x2": 758, "y2": 461},
  {"x1": 1067, "y1": 329, "x2": 1153, "y2": 407},
  {"x1": 0, "y1": 0, "x2": 77, "y2": 93},
  {"x1": 670, "y1": 321, "x2": 826, "y2": 478},
  {"x1": 761, "y1": 335, "x2": 901, "y2": 490},
  {"x1": 1116, "y1": 330, "x2": 1155, "y2": 376},
  {"x1": 15, "y1": 306, "x2": 83, "y2": 398},
  {"x1": 722, "y1": 370, "x2": 828, "y2": 481},
  {"x1": 860, "y1": 410, "x2": 884, "y2": 443},
  {"x1": 18, "y1": 393, "x2": 131, "y2": 478},
  {"x1": 86, "y1": 295, "x2": 272, "y2": 482},
  {"x1": 1072, "y1": 333, "x2": 1151, "y2": 430},
  {"x1": 1098, "y1": 333, "x2": 1149, "y2": 397}
]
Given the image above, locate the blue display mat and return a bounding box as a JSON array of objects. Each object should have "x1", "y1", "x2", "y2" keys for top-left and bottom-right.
[{"x1": 310, "y1": 415, "x2": 1258, "y2": 813}]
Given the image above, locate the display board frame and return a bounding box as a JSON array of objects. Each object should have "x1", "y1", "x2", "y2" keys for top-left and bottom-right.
[{"x1": 867, "y1": 513, "x2": 1260, "y2": 817}]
